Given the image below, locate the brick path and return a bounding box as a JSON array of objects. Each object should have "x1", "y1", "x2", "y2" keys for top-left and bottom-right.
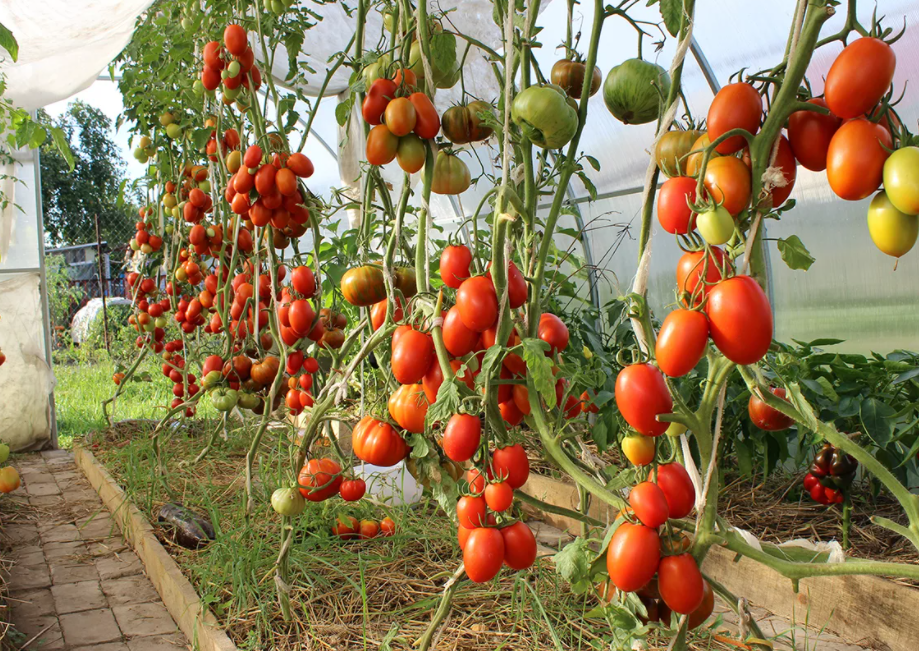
[{"x1": 4, "y1": 450, "x2": 189, "y2": 650}]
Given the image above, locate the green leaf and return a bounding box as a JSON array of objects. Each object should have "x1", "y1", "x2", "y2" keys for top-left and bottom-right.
[
  {"x1": 426, "y1": 377, "x2": 462, "y2": 426},
  {"x1": 0, "y1": 21, "x2": 18, "y2": 62},
  {"x1": 49, "y1": 127, "x2": 75, "y2": 171},
  {"x1": 335, "y1": 96, "x2": 353, "y2": 127},
  {"x1": 521, "y1": 338, "x2": 556, "y2": 409},
  {"x1": 776, "y1": 235, "x2": 815, "y2": 271},
  {"x1": 407, "y1": 432, "x2": 431, "y2": 459},
  {"x1": 585, "y1": 155, "x2": 600, "y2": 171},
  {"x1": 815, "y1": 377, "x2": 839, "y2": 402},
  {"x1": 837, "y1": 396, "x2": 860, "y2": 418},
  {"x1": 191, "y1": 128, "x2": 212, "y2": 150},
  {"x1": 735, "y1": 439, "x2": 753, "y2": 476},
  {"x1": 430, "y1": 32, "x2": 457, "y2": 78},
  {"x1": 659, "y1": 0, "x2": 682, "y2": 36},
  {"x1": 592, "y1": 420, "x2": 608, "y2": 452},
  {"x1": 28, "y1": 126, "x2": 47, "y2": 149},
  {"x1": 554, "y1": 537, "x2": 593, "y2": 594},
  {"x1": 893, "y1": 367, "x2": 919, "y2": 385},
  {"x1": 575, "y1": 171, "x2": 597, "y2": 201},
  {"x1": 860, "y1": 397, "x2": 895, "y2": 448}
]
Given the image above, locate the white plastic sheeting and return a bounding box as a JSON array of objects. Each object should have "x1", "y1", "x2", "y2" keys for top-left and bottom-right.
[{"x1": 71, "y1": 297, "x2": 133, "y2": 345}]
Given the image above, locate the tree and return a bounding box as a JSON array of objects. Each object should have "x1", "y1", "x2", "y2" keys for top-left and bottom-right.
[{"x1": 39, "y1": 100, "x2": 138, "y2": 247}]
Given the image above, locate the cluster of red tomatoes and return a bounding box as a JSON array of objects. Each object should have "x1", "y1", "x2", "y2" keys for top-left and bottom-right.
[
  {"x1": 126, "y1": 276, "x2": 170, "y2": 354},
  {"x1": 284, "y1": 350, "x2": 320, "y2": 415},
  {"x1": 803, "y1": 442, "x2": 857, "y2": 506},
  {"x1": 200, "y1": 25, "x2": 263, "y2": 98},
  {"x1": 162, "y1": 345, "x2": 199, "y2": 418},
  {"x1": 332, "y1": 515, "x2": 396, "y2": 540},
  {"x1": 128, "y1": 213, "x2": 164, "y2": 254}
]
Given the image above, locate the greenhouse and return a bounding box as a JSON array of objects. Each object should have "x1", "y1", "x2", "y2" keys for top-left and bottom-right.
[{"x1": 1, "y1": 0, "x2": 918, "y2": 649}]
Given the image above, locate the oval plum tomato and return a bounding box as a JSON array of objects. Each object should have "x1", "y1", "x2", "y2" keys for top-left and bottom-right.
[
  {"x1": 867, "y1": 191, "x2": 919, "y2": 259},
  {"x1": 654, "y1": 463, "x2": 695, "y2": 519},
  {"x1": 615, "y1": 364, "x2": 672, "y2": 437},
  {"x1": 537, "y1": 313, "x2": 569, "y2": 354},
  {"x1": 501, "y1": 521, "x2": 537, "y2": 570},
  {"x1": 203, "y1": 40, "x2": 223, "y2": 69},
  {"x1": 622, "y1": 435, "x2": 655, "y2": 466},
  {"x1": 442, "y1": 306, "x2": 479, "y2": 356},
  {"x1": 362, "y1": 78, "x2": 397, "y2": 125},
  {"x1": 606, "y1": 522, "x2": 661, "y2": 593},
  {"x1": 706, "y1": 275, "x2": 773, "y2": 365},
  {"x1": 883, "y1": 147, "x2": 919, "y2": 215},
  {"x1": 440, "y1": 244, "x2": 473, "y2": 288},
  {"x1": 456, "y1": 276, "x2": 498, "y2": 332},
  {"x1": 703, "y1": 156, "x2": 751, "y2": 216},
  {"x1": 768, "y1": 135, "x2": 797, "y2": 208},
  {"x1": 457, "y1": 495, "x2": 487, "y2": 528},
  {"x1": 298, "y1": 458, "x2": 343, "y2": 502},
  {"x1": 676, "y1": 247, "x2": 732, "y2": 306},
  {"x1": 391, "y1": 327, "x2": 434, "y2": 384},
  {"x1": 352, "y1": 416, "x2": 408, "y2": 467},
  {"x1": 491, "y1": 444, "x2": 529, "y2": 488},
  {"x1": 443, "y1": 413, "x2": 482, "y2": 462},
  {"x1": 223, "y1": 24, "x2": 247, "y2": 56},
  {"x1": 657, "y1": 176, "x2": 697, "y2": 234},
  {"x1": 748, "y1": 387, "x2": 795, "y2": 431},
  {"x1": 287, "y1": 153, "x2": 314, "y2": 178},
  {"x1": 371, "y1": 296, "x2": 404, "y2": 331},
  {"x1": 484, "y1": 480, "x2": 514, "y2": 512},
  {"x1": 826, "y1": 119, "x2": 892, "y2": 201},
  {"x1": 629, "y1": 481, "x2": 670, "y2": 528},
  {"x1": 276, "y1": 168, "x2": 298, "y2": 196},
  {"x1": 366, "y1": 124, "x2": 399, "y2": 166},
  {"x1": 658, "y1": 553, "x2": 704, "y2": 614},
  {"x1": 388, "y1": 383, "x2": 429, "y2": 433},
  {"x1": 291, "y1": 266, "x2": 316, "y2": 297},
  {"x1": 340, "y1": 478, "x2": 366, "y2": 502},
  {"x1": 655, "y1": 309, "x2": 708, "y2": 378},
  {"x1": 383, "y1": 97, "x2": 417, "y2": 137},
  {"x1": 685, "y1": 132, "x2": 720, "y2": 176},
  {"x1": 359, "y1": 520, "x2": 380, "y2": 539},
  {"x1": 396, "y1": 134, "x2": 426, "y2": 174},
  {"x1": 463, "y1": 527, "x2": 505, "y2": 583},
  {"x1": 458, "y1": 525, "x2": 472, "y2": 550},
  {"x1": 288, "y1": 299, "x2": 315, "y2": 336},
  {"x1": 408, "y1": 92, "x2": 441, "y2": 139},
  {"x1": 787, "y1": 98, "x2": 840, "y2": 172},
  {"x1": 466, "y1": 468, "x2": 487, "y2": 494},
  {"x1": 707, "y1": 83, "x2": 762, "y2": 154},
  {"x1": 825, "y1": 38, "x2": 896, "y2": 119},
  {"x1": 506, "y1": 261, "x2": 527, "y2": 308},
  {"x1": 499, "y1": 399, "x2": 525, "y2": 427}
]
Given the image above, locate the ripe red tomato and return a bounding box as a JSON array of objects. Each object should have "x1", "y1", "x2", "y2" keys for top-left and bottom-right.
[
  {"x1": 443, "y1": 413, "x2": 482, "y2": 462},
  {"x1": 706, "y1": 275, "x2": 773, "y2": 365},
  {"x1": 408, "y1": 92, "x2": 441, "y2": 139},
  {"x1": 655, "y1": 309, "x2": 708, "y2": 378},
  {"x1": 291, "y1": 266, "x2": 316, "y2": 297},
  {"x1": 352, "y1": 416, "x2": 408, "y2": 467},
  {"x1": 366, "y1": 124, "x2": 399, "y2": 166},
  {"x1": 332, "y1": 515, "x2": 359, "y2": 539},
  {"x1": 440, "y1": 244, "x2": 472, "y2": 289},
  {"x1": 490, "y1": 444, "x2": 530, "y2": 488},
  {"x1": 391, "y1": 327, "x2": 435, "y2": 384},
  {"x1": 825, "y1": 38, "x2": 896, "y2": 119},
  {"x1": 456, "y1": 276, "x2": 498, "y2": 332},
  {"x1": 362, "y1": 78, "x2": 397, "y2": 125},
  {"x1": 658, "y1": 553, "x2": 704, "y2": 614},
  {"x1": 288, "y1": 299, "x2": 315, "y2": 337},
  {"x1": 606, "y1": 522, "x2": 661, "y2": 593},
  {"x1": 463, "y1": 527, "x2": 505, "y2": 583},
  {"x1": 298, "y1": 458, "x2": 343, "y2": 502},
  {"x1": 359, "y1": 520, "x2": 380, "y2": 539},
  {"x1": 748, "y1": 386, "x2": 795, "y2": 431},
  {"x1": 676, "y1": 247, "x2": 732, "y2": 305},
  {"x1": 371, "y1": 297, "x2": 403, "y2": 331},
  {"x1": 501, "y1": 521, "x2": 537, "y2": 570},
  {"x1": 654, "y1": 463, "x2": 695, "y2": 519},
  {"x1": 484, "y1": 481, "x2": 514, "y2": 512},
  {"x1": 826, "y1": 118, "x2": 892, "y2": 201},
  {"x1": 788, "y1": 98, "x2": 840, "y2": 172},
  {"x1": 466, "y1": 468, "x2": 487, "y2": 494},
  {"x1": 506, "y1": 261, "x2": 527, "y2": 308},
  {"x1": 657, "y1": 176, "x2": 697, "y2": 234},
  {"x1": 223, "y1": 24, "x2": 247, "y2": 56},
  {"x1": 203, "y1": 40, "x2": 223, "y2": 69},
  {"x1": 423, "y1": 358, "x2": 474, "y2": 404},
  {"x1": 537, "y1": 313, "x2": 569, "y2": 354},
  {"x1": 442, "y1": 306, "x2": 480, "y2": 357},
  {"x1": 380, "y1": 517, "x2": 396, "y2": 537},
  {"x1": 340, "y1": 478, "x2": 366, "y2": 502},
  {"x1": 768, "y1": 135, "x2": 797, "y2": 208},
  {"x1": 707, "y1": 83, "x2": 762, "y2": 154},
  {"x1": 457, "y1": 495, "x2": 488, "y2": 529},
  {"x1": 629, "y1": 481, "x2": 670, "y2": 528},
  {"x1": 703, "y1": 156, "x2": 751, "y2": 216},
  {"x1": 615, "y1": 364, "x2": 672, "y2": 437},
  {"x1": 287, "y1": 153, "x2": 314, "y2": 178},
  {"x1": 499, "y1": 399, "x2": 525, "y2": 427},
  {"x1": 383, "y1": 97, "x2": 417, "y2": 137},
  {"x1": 388, "y1": 384, "x2": 429, "y2": 433}
]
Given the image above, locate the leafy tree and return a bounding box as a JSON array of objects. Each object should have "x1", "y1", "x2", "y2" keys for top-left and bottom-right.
[{"x1": 39, "y1": 100, "x2": 138, "y2": 246}]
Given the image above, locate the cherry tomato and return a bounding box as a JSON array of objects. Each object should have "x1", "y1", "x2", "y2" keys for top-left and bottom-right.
[
  {"x1": 706, "y1": 275, "x2": 773, "y2": 365},
  {"x1": 615, "y1": 364, "x2": 672, "y2": 437},
  {"x1": 655, "y1": 309, "x2": 708, "y2": 378}
]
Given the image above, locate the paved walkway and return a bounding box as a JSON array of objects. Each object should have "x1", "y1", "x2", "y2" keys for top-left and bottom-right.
[{"x1": 3, "y1": 450, "x2": 189, "y2": 650}]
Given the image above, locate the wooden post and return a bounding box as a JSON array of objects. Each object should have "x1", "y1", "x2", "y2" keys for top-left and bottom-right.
[{"x1": 94, "y1": 213, "x2": 111, "y2": 355}]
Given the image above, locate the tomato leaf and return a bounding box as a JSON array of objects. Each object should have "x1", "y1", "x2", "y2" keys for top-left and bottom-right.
[
  {"x1": 191, "y1": 128, "x2": 212, "y2": 150},
  {"x1": 426, "y1": 376, "x2": 462, "y2": 427},
  {"x1": 776, "y1": 235, "x2": 815, "y2": 271},
  {"x1": 585, "y1": 155, "x2": 600, "y2": 171},
  {"x1": 575, "y1": 170, "x2": 598, "y2": 201},
  {"x1": 48, "y1": 127, "x2": 75, "y2": 172},
  {"x1": 430, "y1": 32, "x2": 457, "y2": 78},
  {"x1": 860, "y1": 397, "x2": 895, "y2": 448},
  {"x1": 815, "y1": 377, "x2": 839, "y2": 402},
  {"x1": 735, "y1": 439, "x2": 753, "y2": 477},
  {"x1": 659, "y1": 0, "x2": 682, "y2": 37},
  {"x1": 335, "y1": 96, "x2": 354, "y2": 127},
  {"x1": 476, "y1": 346, "x2": 504, "y2": 389},
  {"x1": 592, "y1": 420, "x2": 608, "y2": 452},
  {"x1": 521, "y1": 338, "x2": 556, "y2": 409},
  {"x1": 0, "y1": 21, "x2": 18, "y2": 62},
  {"x1": 554, "y1": 537, "x2": 594, "y2": 594}
]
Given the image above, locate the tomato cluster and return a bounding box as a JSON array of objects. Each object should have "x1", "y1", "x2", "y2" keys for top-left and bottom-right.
[
  {"x1": 804, "y1": 442, "x2": 857, "y2": 506},
  {"x1": 199, "y1": 24, "x2": 263, "y2": 103},
  {"x1": 128, "y1": 212, "x2": 164, "y2": 254},
  {"x1": 331, "y1": 515, "x2": 396, "y2": 540}
]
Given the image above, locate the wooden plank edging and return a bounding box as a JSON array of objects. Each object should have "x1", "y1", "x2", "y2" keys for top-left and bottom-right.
[
  {"x1": 520, "y1": 473, "x2": 918, "y2": 651},
  {"x1": 73, "y1": 444, "x2": 237, "y2": 651}
]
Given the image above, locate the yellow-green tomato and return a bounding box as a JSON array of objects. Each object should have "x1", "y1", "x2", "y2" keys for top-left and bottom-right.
[
  {"x1": 0, "y1": 443, "x2": 9, "y2": 464},
  {"x1": 696, "y1": 205, "x2": 734, "y2": 245},
  {"x1": 198, "y1": 180, "x2": 211, "y2": 193},
  {"x1": 271, "y1": 487, "x2": 306, "y2": 516},
  {"x1": 165, "y1": 123, "x2": 182, "y2": 140},
  {"x1": 666, "y1": 422, "x2": 687, "y2": 438},
  {"x1": 202, "y1": 370, "x2": 223, "y2": 390},
  {"x1": 867, "y1": 190, "x2": 919, "y2": 259},
  {"x1": 362, "y1": 54, "x2": 391, "y2": 88},
  {"x1": 882, "y1": 146, "x2": 919, "y2": 215}
]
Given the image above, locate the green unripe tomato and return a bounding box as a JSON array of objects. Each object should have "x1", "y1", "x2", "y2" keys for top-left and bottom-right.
[
  {"x1": 237, "y1": 392, "x2": 260, "y2": 410},
  {"x1": 181, "y1": 17, "x2": 192, "y2": 30},
  {"x1": 511, "y1": 84, "x2": 579, "y2": 149},
  {"x1": 165, "y1": 123, "x2": 182, "y2": 140},
  {"x1": 211, "y1": 388, "x2": 239, "y2": 412},
  {"x1": 0, "y1": 443, "x2": 10, "y2": 464},
  {"x1": 165, "y1": 224, "x2": 174, "y2": 235},
  {"x1": 666, "y1": 422, "x2": 687, "y2": 438},
  {"x1": 696, "y1": 205, "x2": 734, "y2": 245},
  {"x1": 129, "y1": 239, "x2": 140, "y2": 251},
  {"x1": 202, "y1": 370, "x2": 223, "y2": 390},
  {"x1": 159, "y1": 112, "x2": 174, "y2": 127},
  {"x1": 154, "y1": 317, "x2": 167, "y2": 328},
  {"x1": 193, "y1": 80, "x2": 205, "y2": 95},
  {"x1": 882, "y1": 146, "x2": 919, "y2": 215},
  {"x1": 141, "y1": 243, "x2": 153, "y2": 254},
  {"x1": 143, "y1": 321, "x2": 155, "y2": 333},
  {"x1": 867, "y1": 190, "x2": 919, "y2": 259},
  {"x1": 270, "y1": 0, "x2": 285, "y2": 14},
  {"x1": 223, "y1": 86, "x2": 241, "y2": 101},
  {"x1": 198, "y1": 180, "x2": 211, "y2": 193},
  {"x1": 271, "y1": 488, "x2": 306, "y2": 516},
  {"x1": 133, "y1": 148, "x2": 148, "y2": 163},
  {"x1": 227, "y1": 60, "x2": 241, "y2": 78}
]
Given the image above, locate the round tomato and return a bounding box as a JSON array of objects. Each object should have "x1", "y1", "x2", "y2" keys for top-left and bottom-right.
[
  {"x1": 383, "y1": 97, "x2": 417, "y2": 137},
  {"x1": 606, "y1": 522, "x2": 660, "y2": 593},
  {"x1": 501, "y1": 521, "x2": 537, "y2": 570},
  {"x1": 271, "y1": 487, "x2": 306, "y2": 516},
  {"x1": 431, "y1": 152, "x2": 471, "y2": 195},
  {"x1": 463, "y1": 527, "x2": 505, "y2": 583},
  {"x1": 883, "y1": 147, "x2": 919, "y2": 215},
  {"x1": 655, "y1": 309, "x2": 708, "y2": 378},
  {"x1": 298, "y1": 458, "x2": 343, "y2": 502},
  {"x1": 768, "y1": 135, "x2": 797, "y2": 208},
  {"x1": 825, "y1": 38, "x2": 896, "y2": 119},
  {"x1": 380, "y1": 517, "x2": 396, "y2": 537},
  {"x1": 490, "y1": 444, "x2": 529, "y2": 488},
  {"x1": 655, "y1": 129, "x2": 703, "y2": 177},
  {"x1": 388, "y1": 384, "x2": 429, "y2": 433},
  {"x1": 551, "y1": 59, "x2": 601, "y2": 99},
  {"x1": 629, "y1": 482, "x2": 670, "y2": 528},
  {"x1": 442, "y1": 101, "x2": 494, "y2": 144},
  {"x1": 408, "y1": 92, "x2": 441, "y2": 139},
  {"x1": 703, "y1": 156, "x2": 751, "y2": 216},
  {"x1": 787, "y1": 98, "x2": 840, "y2": 172},
  {"x1": 396, "y1": 134, "x2": 426, "y2": 174},
  {"x1": 371, "y1": 296, "x2": 404, "y2": 331},
  {"x1": 658, "y1": 553, "x2": 704, "y2": 615},
  {"x1": 443, "y1": 413, "x2": 482, "y2": 462},
  {"x1": 352, "y1": 416, "x2": 408, "y2": 467},
  {"x1": 362, "y1": 78, "x2": 397, "y2": 125},
  {"x1": 696, "y1": 205, "x2": 733, "y2": 245},
  {"x1": 457, "y1": 495, "x2": 487, "y2": 529},
  {"x1": 654, "y1": 463, "x2": 695, "y2": 519},
  {"x1": 622, "y1": 435, "x2": 655, "y2": 466},
  {"x1": 366, "y1": 124, "x2": 399, "y2": 166},
  {"x1": 339, "y1": 478, "x2": 366, "y2": 502},
  {"x1": 615, "y1": 364, "x2": 672, "y2": 436},
  {"x1": 867, "y1": 191, "x2": 919, "y2": 258},
  {"x1": 456, "y1": 276, "x2": 498, "y2": 332},
  {"x1": 359, "y1": 520, "x2": 380, "y2": 539},
  {"x1": 442, "y1": 306, "x2": 480, "y2": 356},
  {"x1": 440, "y1": 244, "x2": 473, "y2": 288},
  {"x1": 484, "y1": 481, "x2": 514, "y2": 512},
  {"x1": 537, "y1": 313, "x2": 569, "y2": 354},
  {"x1": 676, "y1": 247, "x2": 732, "y2": 305},
  {"x1": 748, "y1": 386, "x2": 795, "y2": 431},
  {"x1": 706, "y1": 275, "x2": 773, "y2": 365},
  {"x1": 341, "y1": 265, "x2": 386, "y2": 306},
  {"x1": 707, "y1": 83, "x2": 762, "y2": 154},
  {"x1": 512, "y1": 84, "x2": 579, "y2": 149},
  {"x1": 392, "y1": 327, "x2": 435, "y2": 384},
  {"x1": 657, "y1": 176, "x2": 697, "y2": 234},
  {"x1": 332, "y1": 515, "x2": 359, "y2": 539},
  {"x1": 826, "y1": 118, "x2": 892, "y2": 201}
]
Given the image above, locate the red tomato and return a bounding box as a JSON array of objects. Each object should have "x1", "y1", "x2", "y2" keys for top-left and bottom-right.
[
  {"x1": 706, "y1": 275, "x2": 773, "y2": 365},
  {"x1": 506, "y1": 261, "x2": 527, "y2": 309},
  {"x1": 703, "y1": 156, "x2": 751, "y2": 216},
  {"x1": 501, "y1": 521, "x2": 537, "y2": 570},
  {"x1": 658, "y1": 553, "x2": 705, "y2": 614},
  {"x1": 380, "y1": 517, "x2": 396, "y2": 537},
  {"x1": 676, "y1": 247, "x2": 732, "y2": 305},
  {"x1": 606, "y1": 522, "x2": 661, "y2": 593},
  {"x1": 615, "y1": 364, "x2": 672, "y2": 437},
  {"x1": 458, "y1": 525, "x2": 472, "y2": 550},
  {"x1": 463, "y1": 528, "x2": 505, "y2": 583},
  {"x1": 291, "y1": 266, "x2": 316, "y2": 297},
  {"x1": 298, "y1": 458, "x2": 343, "y2": 502},
  {"x1": 457, "y1": 495, "x2": 487, "y2": 529},
  {"x1": 456, "y1": 276, "x2": 498, "y2": 332},
  {"x1": 768, "y1": 135, "x2": 797, "y2": 208},
  {"x1": 340, "y1": 478, "x2": 366, "y2": 502},
  {"x1": 499, "y1": 399, "x2": 525, "y2": 427},
  {"x1": 287, "y1": 153, "x2": 314, "y2": 178},
  {"x1": 826, "y1": 118, "x2": 892, "y2": 201},
  {"x1": 484, "y1": 481, "x2": 514, "y2": 512},
  {"x1": 490, "y1": 444, "x2": 530, "y2": 488},
  {"x1": 423, "y1": 358, "x2": 474, "y2": 404},
  {"x1": 466, "y1": 468, "x2": 487, "y2": 494},
  {"x1": 391, "y1": 327, "x2": 435, "y2": 384},
  {"x1": 748, "y1": 386, "x2": 795, "y2": 431},
  {"x1": 408, "y1": 92, "x2": 441, "y2": 139},
  {"x1": 371, "y1": 297, "x2": 403, "y2": 331},
  {"x1": 537, "y1": 313, "x2": 569, "y2": 354},
  {"x1": 707, "y1": 83, "x2": 762, "y2": 154},
  {"x1": 443, "y1": 413, "x2": 482, "y2": 462},
  {"x1": 203, "y1": 40, "x2": 223, "y2": 69},
  {"x1": 359, "y1": 520, "x2": 380, "y2": 539},
  {"x1": 223, "y1": 24, "x2": 247, "y2": 57},
  {"x1": 787, "y1": 98, "x2": 840, "y2": 172},
  {"x1": 383, "y1": 97, "x2": 417, "y2": 137},
  {"x1": 388, "y1": 384, "x2": 429, "y2": 433},
  {"x1": 655, "y1": 309, "x2": 708, "y2": 378},
  {"x1": 657, "y1": 176, "x2": 697, "y2": 234},
  {"x1": 332, "y1": 515, "x2": 359, "y2": 539},
  {"x1": 440, "y1": 244, "x2": 472, "y2": 289},
  {"x1": 442, "y1": 306, "x2": 480, "y2": 357},
  {"x1": 825, "y1": 38, "x2": 896, "y2": 119},
  {"x1": 654, "y1": 463, "x2": 695, "y2": 519},
  {"x1": 629, "y1": 481, "x2": 670, "y2": 528},
  {"x1": 362, "y1": 78, "x2": 397, "y2": 125},
  {"x1": 288, "y1": 299, "x2": 315, "y2": 337},
  {"x1": 366, "y1": 124, "x2": 399, "y2": 166},
  {"x1": 352, "y1": 416, "x2": 408, "y2": 467}
]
